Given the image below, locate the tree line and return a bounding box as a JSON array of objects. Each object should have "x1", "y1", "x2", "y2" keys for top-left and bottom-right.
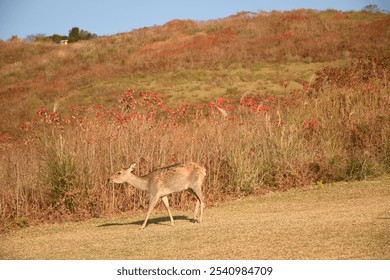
[{"x1": 28, "y1": 27, "x2": 97, "y2": 43}]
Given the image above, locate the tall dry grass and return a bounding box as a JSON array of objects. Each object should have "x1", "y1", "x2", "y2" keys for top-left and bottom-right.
[{"x1": 1, "y1": 59, "x2": 389, "y2": 231}]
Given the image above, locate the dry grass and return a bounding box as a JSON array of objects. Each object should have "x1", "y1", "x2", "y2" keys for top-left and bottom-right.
[
  {"x1": 1, "y1": 58, "x2": 389, "y2": 230},
  {"x1": 1, "y1": 177, "x2": 389, "y2": 260}
]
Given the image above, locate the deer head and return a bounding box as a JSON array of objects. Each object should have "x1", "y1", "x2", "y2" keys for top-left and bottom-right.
[{"x1": 109, "y1": 162, "x2": 137, "y2": 183}]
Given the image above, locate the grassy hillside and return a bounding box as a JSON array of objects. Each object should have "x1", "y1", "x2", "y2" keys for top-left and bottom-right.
[
  {"x1": 1, "y1": 177, "x2": 389, "y2": 259},
  {"x1": 1, "y1": 9, "x2": 389, "y2": 136},
  {"x1": 0, "y1": 9, "x2": 389, "y2": 230}
]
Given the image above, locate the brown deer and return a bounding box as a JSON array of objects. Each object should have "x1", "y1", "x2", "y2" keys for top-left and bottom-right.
[{"x1": 109, "y1": 162, "x2": 206, "y2": 229}]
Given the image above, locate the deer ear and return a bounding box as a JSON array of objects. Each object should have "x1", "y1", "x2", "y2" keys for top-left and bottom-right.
[{"x1": 128, "y1": 162, "x2": 137, "y2": 172}]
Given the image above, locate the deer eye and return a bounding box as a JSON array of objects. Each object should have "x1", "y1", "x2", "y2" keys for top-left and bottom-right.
[{"x1": 117, "y1": 172, "x2": 121, "y2": 175}]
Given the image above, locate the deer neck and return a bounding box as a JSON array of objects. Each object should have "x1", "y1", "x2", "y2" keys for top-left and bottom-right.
[{"x1": 125, "y1": 173, "x2": 149, "y2": 191}]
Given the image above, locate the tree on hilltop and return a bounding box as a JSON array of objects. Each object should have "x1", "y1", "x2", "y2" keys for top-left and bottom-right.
[
  {"x1": 68, "y1": 27, "x2": 97, "y2": 43},
  {"x1": 362, "y1": 4, "x2": 381, "y2": 13},
  {"x1": 68, "y1": 27, "x2": 80, "y2": 43}
]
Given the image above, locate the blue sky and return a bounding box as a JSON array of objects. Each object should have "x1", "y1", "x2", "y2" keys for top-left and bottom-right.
[{"x1": 0, "y1": 0, "x2": 388, "y2": 40}]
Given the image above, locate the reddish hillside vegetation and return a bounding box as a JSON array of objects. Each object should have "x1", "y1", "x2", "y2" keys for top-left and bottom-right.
[{"x1": 1, "y1": 9, "x2": 389, "y2": 136}]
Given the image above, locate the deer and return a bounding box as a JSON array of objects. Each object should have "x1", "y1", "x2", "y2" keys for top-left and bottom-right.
[{"x1": 109, "y1": 162, "x2": 206, "y2": 229}]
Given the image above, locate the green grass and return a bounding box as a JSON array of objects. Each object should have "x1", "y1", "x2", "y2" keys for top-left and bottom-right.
[
  {"x1": 58, "y1": 61, "x2": 335, "y2": 111},
  {"x1": 1, "y1": 177, "x2": 389, "y2": 260}
]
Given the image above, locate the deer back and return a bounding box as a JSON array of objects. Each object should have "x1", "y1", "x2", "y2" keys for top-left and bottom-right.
[{"x1": 146, "y1": 162, "x2": 206, "y2": 196}]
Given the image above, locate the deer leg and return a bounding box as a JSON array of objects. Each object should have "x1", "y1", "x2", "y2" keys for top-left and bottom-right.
[
  {"x1": 161, "y1": 196, "x2": 174, "y2": 226},
  {"x1": 198, "y1": 197, "x2": 204, "y2": 223},
  {"x1": 193, "y1": 200, "x2": 200, "y2": 222},
  {"x1": 142, "y1": 196, "x2": 159, "y2": 229},
  {"x1": 191, "y1": 187, "x2": 205, "y2": 223}
]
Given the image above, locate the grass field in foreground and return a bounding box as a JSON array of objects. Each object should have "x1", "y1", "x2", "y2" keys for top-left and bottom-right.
[{"x1": 0, "y1": 177, "x2": 389, "y2": 260}]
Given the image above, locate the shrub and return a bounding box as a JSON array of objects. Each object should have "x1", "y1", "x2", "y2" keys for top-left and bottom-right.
[{"x1": 41, "y1": 145, "x2": 78, "y2": 212}]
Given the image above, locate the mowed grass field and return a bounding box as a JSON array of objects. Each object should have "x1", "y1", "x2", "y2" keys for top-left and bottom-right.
[{"x1": 1, "y1": 177, "x2": 389, "y2": 260}]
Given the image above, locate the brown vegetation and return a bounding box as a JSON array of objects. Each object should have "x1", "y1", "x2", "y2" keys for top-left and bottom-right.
[{"x1": 1, "y1": 9, "x2": 389, "y2": 135}]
